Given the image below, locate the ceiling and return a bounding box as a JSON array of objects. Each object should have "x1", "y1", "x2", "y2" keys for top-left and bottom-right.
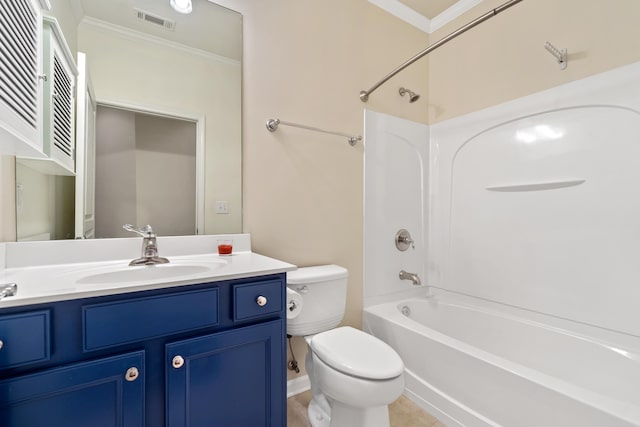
[
  {"x1": 398, "y1": 0, "x2": 461, "y2": 19},
  {"x1": 372, "y1": 0, "x2": 483, "y2": 33},
  {"x1": 75, "y1": 0, "x2": 242, "y2": 61}
]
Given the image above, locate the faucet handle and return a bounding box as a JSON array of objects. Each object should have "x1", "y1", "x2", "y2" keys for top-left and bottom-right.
[
  {"x1": 395, "y1": 229, "x2": 415, "y2": 251},
  {"x1": 123, "y1": 224, "x2": 155, "y2": 237}
]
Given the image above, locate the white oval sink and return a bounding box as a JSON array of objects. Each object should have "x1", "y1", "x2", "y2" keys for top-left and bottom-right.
[{"x1": 75, "y1": 259, "x2": 227, "y2": 285}]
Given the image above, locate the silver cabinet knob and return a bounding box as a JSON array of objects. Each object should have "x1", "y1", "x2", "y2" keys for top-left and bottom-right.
[
  {"x1": 125, "y1": 367, "x2": 139, "y2": 382},
  {"x1": 172, "y1": 355, "x2": 184, "y2": 369},
  {"x1": 256, "y1": 296, "x2": 268, "y2": 306},
  {"x1": 0, "y1": 340, "x2": 4, "y2": 350}
]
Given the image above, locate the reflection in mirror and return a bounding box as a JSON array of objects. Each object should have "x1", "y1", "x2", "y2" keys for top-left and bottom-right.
[
  {"x1": 15, "y1": 0, "x2": 242, "y2": 241},
  {"x1": 95, "y1": 106, "x2": 197, "y2": 238}
]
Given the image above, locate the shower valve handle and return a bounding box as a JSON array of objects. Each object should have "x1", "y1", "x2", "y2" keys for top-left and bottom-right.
[{"x1": 395, "y1": 229, "x2": 415, "y2": 251}]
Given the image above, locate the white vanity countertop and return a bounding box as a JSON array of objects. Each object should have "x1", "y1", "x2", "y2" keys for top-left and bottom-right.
[{"x1": 0, "y1": 234, "x2": 297, "y2": 308}]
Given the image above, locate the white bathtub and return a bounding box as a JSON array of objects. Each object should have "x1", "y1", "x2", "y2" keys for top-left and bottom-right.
[{"x1": 363, "y1": 295, "x2": 640, "y2": 427}]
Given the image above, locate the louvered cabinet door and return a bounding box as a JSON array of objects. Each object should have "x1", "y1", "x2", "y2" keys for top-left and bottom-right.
[
  {"x1": 42, "y1": 17, "x2": 77, "y2": 174},
  {"x1": 0, "y1": 0, "x2": 44, "y2": 156}
]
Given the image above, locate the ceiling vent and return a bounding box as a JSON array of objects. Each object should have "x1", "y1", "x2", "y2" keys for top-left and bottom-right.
[{"x1": 135, "y1": 9, "x2": 176, "y2": 31}]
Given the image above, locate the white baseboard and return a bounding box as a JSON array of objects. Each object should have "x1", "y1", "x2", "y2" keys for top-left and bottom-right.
[{"x1": 287, "y1": 375, "x2": 310, "y2": 398}]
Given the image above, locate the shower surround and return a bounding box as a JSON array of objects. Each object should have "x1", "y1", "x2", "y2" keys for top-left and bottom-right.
[{"x1": 363, "y1": 61, "x2": 640, "y2": 426}]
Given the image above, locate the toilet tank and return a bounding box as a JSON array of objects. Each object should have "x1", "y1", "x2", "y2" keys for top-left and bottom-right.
[{"x1": 286, "y1": 265, "x2": 348, "y2": 336}]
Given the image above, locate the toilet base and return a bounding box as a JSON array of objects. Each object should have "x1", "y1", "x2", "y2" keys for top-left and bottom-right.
[
  {"x1": 307, "y1": 395, "x2": 391, "y2": 427},
  {"x1": 308, "y1": 395, "x2": 331, "y2": 427}
]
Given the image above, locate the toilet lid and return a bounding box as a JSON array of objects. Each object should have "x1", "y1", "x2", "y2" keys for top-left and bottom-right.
[{"x1": 309, "y1": 326, "x2": 404, "y2": 380}]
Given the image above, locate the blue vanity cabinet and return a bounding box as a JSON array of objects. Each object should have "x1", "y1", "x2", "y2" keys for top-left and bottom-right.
[
  {"x1": 166, "y1": 319, "x2": 285, "y2": 427},
  {"x1": 0, "y1": 273, "x2": 287, "y2": 427},
  {"x1": 0, "y1": 351, "x2": 145, "y2": 426}
]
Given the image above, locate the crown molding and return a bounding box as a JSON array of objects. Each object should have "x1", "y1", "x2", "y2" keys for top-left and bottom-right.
[
  {"x1": 80, "y1": 16, "x2": 240, "y2": 66},
  {"x1": 369, "y1": 0, "x2": 484, "y2": 34},
  {"x1": 39, "y1": 0, "x2": 51, "y2": 11},
  {"x1": 430, "y1": 0, "x2": 483, "y2": 33},
  {"x1": 368, "y1": 0, "x2": 432, "y2": 34}
]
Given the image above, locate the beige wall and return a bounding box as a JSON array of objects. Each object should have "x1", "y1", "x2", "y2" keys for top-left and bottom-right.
[
  {"x1": 44, "y1": 0, "x2": 81, "y2": 56},
  {"x1": 214, "y1": 0, "x2": 430, "y2": 380},
  {"x1": 135, "y1": 113, "x2": 197, "y2": 236},
  {"x1": 15, "y1": 165, "x2": 53, "y2": 240},
  {"x1": 0, "y1": 157, "x2": 16, "y2": 242},
  {"x1": 52, "y1": 176, "x2": 75, "y2": 240},
  {"x1": 427, "y1": 0, "x2": 640, "y2": 123},
  {"x1": 94, "y1": 107, "x2": 137, "y2": 238},
  {"x1": 14, "y1": 165, "x2": 75, "y2": 241}
]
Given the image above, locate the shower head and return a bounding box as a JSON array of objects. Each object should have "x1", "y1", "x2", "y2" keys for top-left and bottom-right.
[{"x1": 399, "y1": 87, "x2": 420, "y2": 103}]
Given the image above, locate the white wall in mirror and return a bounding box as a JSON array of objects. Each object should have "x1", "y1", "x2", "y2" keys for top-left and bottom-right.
[{"x1": 16, "y1": 167, "x2": 75, "y2": 241}]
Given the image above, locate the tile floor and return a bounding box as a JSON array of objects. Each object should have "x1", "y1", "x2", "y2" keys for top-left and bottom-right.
[{"x1": 287, "y1": 390, "x2": 446, "y2": 427}]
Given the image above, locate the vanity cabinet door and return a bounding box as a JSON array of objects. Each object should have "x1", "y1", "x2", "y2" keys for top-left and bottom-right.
[
  {"x1": 0, "y1": 351, "x2": 145, "y2": 427},
  {"x1": 166, "y1": 319, "x2": 285, "y2": 427}
]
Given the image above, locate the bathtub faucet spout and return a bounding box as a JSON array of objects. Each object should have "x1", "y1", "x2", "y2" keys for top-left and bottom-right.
[{"x1": 399, "y1": 270, "x2": 421, "y2": 285}]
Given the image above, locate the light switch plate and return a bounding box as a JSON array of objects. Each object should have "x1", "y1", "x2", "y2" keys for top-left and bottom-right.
[{"x1": 215, "y1": 201, "x2": 229, "y2": 214}]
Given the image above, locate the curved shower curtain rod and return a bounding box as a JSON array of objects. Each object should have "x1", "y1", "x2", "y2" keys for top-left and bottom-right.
[{"x1": 359, "y1": 0, "x2": 525, "y2": 102}]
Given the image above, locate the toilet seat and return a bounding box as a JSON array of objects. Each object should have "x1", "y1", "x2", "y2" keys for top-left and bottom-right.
[{"x1": 309, "y1": 326, "x2": 404, "y2": 380}]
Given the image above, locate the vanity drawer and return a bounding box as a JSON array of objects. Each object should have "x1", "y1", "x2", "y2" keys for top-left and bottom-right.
[
  {"x1": 0, "y1": 311, "x2": 50, "y2": 369},
  {"x1": 83, "y1": 288, "x2": 219, "y2": 351},
  {"x1": 233, "y1": 280, "x2": 283, "y2": 321}
]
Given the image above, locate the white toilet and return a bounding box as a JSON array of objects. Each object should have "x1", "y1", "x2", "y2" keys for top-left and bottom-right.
[{"x1": 287, "y1": 265, "x2": 404, "y2": 427}]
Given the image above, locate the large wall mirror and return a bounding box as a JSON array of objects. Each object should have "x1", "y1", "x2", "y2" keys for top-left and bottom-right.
[{"x1": 15, "y1": 0, "x2": 242, "y2": 240}]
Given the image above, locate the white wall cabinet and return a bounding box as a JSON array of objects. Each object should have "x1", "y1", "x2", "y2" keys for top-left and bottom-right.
[
  {"x1": 3, "y1": 4, "x2": 78, "y2": 175},
  {"x1": 40, "y1": 16, "x2": 77, "y2": 174},
  {"x1": 20, "y1": 16, "x2": 78, "y2": 176},
  {"x1": 0, "y1": 0, "x2": 44, "y2": 157}
]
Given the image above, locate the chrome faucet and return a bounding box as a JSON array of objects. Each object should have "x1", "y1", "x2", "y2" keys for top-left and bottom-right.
[
  {"x1": 399, "y1": 270, "x2": 421, "y2": 285},
  {"x1": 123, "y1": 224, "x2": 170, "y2": 266},
  {"x1": 0, "y1": 283, "x2": 17, "y2": 300}
]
